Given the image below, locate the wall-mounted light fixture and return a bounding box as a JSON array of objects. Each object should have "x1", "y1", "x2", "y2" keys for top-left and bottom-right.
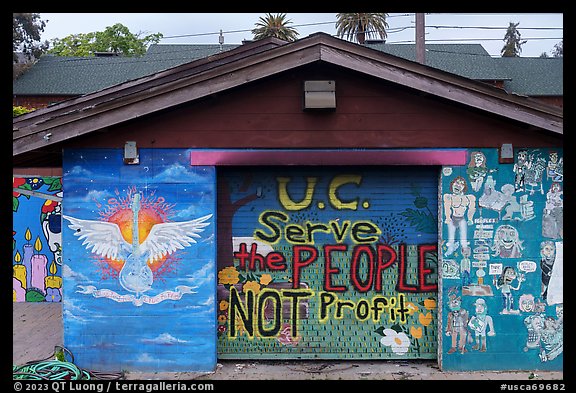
[
  {"x1": 124, "y1": 141, "x2": 140, "y2": 165},
  {"x1": 303, "y1": 80, "x2": 336, "y2": 110}
]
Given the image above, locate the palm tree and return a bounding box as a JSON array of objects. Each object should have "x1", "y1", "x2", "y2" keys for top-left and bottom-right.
[
  {"x1": 501, "y1": 22, "x2": 526, "y2": 57},
  {"x1": 335, "y1": 13, "x2": 389, "y2": 44},
  {"x1": 251, "y1": 13, "x2": 299, "y2": 42}
]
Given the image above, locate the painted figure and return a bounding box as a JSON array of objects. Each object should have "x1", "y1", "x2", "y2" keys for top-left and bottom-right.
[
  {"x1": 542, "y1": 182, "x2": 563, "y2": 239},
  {"x1": 494, "y1": 266, "x2": 525, "y2": 314},
  {"x1": 540, "y1": 241, "x2": 556, "y2": 302},
  {"x1": 524, "y1": 151, "x2": 546, "y2": 195},
  {"x1": 443, "y1": 176, "x2": 476, "y2": 256},
  {"x1": 539, "y1": 316, "x2": 563, "y2": 362},
  {"x1": 466, "y1": 151, "x2": 493, "y2": 192},
  {"x1": 491, "y1": 225, "x2": 523, "y2": 258},
  {"x1": 523, "y1": 313, "x2": 545, "y2": 352},
  {"x1": 467, "y1": 298, "x2": 495, "y2": 352},
  {"x1": 546, "y1": 151, "x2": 563, "y2": 182},
  {"x1": 446, "y1": 289, "x2": 469, "y2": 354},
  {"x1": 513, "y1": 149, "x2": 530, "y2": 192},
  {"x1": 460, "y1": 246, "x2": 471, "y2": 286}
]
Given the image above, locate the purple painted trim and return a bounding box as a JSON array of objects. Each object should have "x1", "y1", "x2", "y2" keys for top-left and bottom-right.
[{"x1": 190, "y1": 149, "x2": 467, "y2": 166}]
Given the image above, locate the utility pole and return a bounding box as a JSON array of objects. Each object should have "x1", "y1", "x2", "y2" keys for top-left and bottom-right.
[{"x1": 416, "y1": 13, "x2": 426, "y2": 65}]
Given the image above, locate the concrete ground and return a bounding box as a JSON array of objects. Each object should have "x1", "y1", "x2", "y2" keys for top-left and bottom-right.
[{"x1": 13, "y1": 302, "x2": 564, "y2": 381}]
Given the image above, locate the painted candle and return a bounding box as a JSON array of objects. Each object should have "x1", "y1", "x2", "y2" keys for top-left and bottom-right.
[{"x1": 30, "y1": 236, "x2": 48, "y2": 293}]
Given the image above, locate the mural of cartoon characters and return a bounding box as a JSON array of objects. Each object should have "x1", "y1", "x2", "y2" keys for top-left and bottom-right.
[
  {"x1": 446, "y1": 288, "x2": 469, "y2": 354},
  {"x1": 491, "y1": 225, "x2": 523, "y2": 258},
  {"x1": 523, "y1": 305, "x2": 563, "y2": 363},
  {"x1": 494, "y1": 266, "x2": 525, "y2": 314},
  {"x1": 467, "y1": 298, "x2": 495, "y2": 352},
  {"x1": 443, "y1": 176, "x2": 476, "y2": 256}
]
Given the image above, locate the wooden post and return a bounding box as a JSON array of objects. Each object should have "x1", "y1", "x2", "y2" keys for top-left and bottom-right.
[{"x1": 416, "y1": 13, "x2": 426, "y2": 65}]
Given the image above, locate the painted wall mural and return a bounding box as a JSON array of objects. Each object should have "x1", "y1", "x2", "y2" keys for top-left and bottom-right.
[
  {"x1": 62, "y1": 149, "x2": 217, "y2": 372},
  {"x1": 216, "y1": 167, "x2": 439, "y2": 359},
  {"x1": 13, "y1": 176, "x2": 63, "y2": 302},
  {"x1": 440, "y1": 148, "x2": 563, "y2": 371}
]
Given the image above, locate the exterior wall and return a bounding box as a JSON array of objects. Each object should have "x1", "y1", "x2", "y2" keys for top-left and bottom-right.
[
  {"x1": 61, "y1": 148, "x2": 217, "y2": 372},
  {"x1": 13, "y1": 175, "x2": 63, "y2": 302},
  {"x1": 68, "y1": 68, "x2": 562, "y2": 151},
  {"x1": 439, "y1": 147, "x2": 563, "y2": 371},
  {"x1": 216, "y1": 166, "x2": 439, "y2": 359}
]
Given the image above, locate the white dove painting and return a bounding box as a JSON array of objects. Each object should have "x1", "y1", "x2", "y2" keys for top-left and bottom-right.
[{"x1": 63, "y1": 192, "x2": 212, "y2": 303}]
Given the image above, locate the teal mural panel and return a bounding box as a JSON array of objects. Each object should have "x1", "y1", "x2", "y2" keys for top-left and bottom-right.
[
  {"x1": 13, "y1": 176, "x2": 63, "y2": 302},
  {"x1": 440, "y1": 148, "x2": 563, "y2": 371},
  {"x1": 62, "y1": 149, "x2": 217, "y2": 372},
  {"x1": 217, "y1": 166, "x2": 439, "y2": 359}
]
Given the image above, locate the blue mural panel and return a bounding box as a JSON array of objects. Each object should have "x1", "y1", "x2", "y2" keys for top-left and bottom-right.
[
  {"x1": 440, "y1": 148, "x2": 563, "y2": 371},
  {"x1": 62, "y1": 148, "x2": 217, "y2": 372}
]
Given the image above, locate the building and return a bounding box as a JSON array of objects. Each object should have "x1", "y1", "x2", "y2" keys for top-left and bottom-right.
[{"x1": 13, "y1": 33, "x2": 563, "y2": 373}]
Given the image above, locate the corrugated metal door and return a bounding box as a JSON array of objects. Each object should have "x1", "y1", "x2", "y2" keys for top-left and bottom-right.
[{"x1": 217, "y1": 166, "x2": 439, "y2": 359}]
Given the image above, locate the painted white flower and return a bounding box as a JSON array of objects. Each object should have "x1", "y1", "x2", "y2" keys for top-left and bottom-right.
[{"x1": 379, "y1": 328, "x2": 410, "y2": 355}]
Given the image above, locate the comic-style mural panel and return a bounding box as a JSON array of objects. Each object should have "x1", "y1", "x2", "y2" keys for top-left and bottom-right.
[
  {"x1": 217, "y1": 167, "x2": 439, "y2": 359},
  {"x1": 13, "y1": 176, "x2": 63, "y2": 302},
  {"x1": 441, "y1": 148, "x2": 563, "y2": 371},
  {"x1": 62, "y1": 149, "x2": 217, "y2": 372}
]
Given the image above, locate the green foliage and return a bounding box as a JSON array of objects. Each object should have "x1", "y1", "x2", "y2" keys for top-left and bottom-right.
[
  {"x1": 48, "y1": 23, "x2": 163, "y2": 57},
  {"x1": 336, "y1": 13, "x2": 389, "y2": 44},
  {"x1": 399, "y1": 208, "x2": 436, "y2": 233},
  {"x1": 13, "y1": 13, "x2": 48, "y2": 63},
  {"x1": 13, "y1": 106, "x2": 34, "y2": 117},
  {"x1": 252, "y1": 13, "x2": 299, "y2": 42}
]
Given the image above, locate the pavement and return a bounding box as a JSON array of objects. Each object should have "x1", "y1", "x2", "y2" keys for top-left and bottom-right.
[{"x1": 13, "y1": 302, "x2": 565, "y2": 382}]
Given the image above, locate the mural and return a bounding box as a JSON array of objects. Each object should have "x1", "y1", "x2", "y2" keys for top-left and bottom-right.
[
  {"x1": 217, "y1": 167, "x2": 439, "y2": 359},
  {"x1": 13, "y1": 176, "x2": 63, "y2": 302},
  {"x1": 62, "y1": 149, "x2": 217, "y2": 372},
  {"x1": 441, "y1": 148, "x2": 563, "y2": 371}
]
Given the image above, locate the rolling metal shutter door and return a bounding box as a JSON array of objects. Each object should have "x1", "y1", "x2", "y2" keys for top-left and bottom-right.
[{"x1": 217, "y1": 166, "x2": 439, "y2": 359}]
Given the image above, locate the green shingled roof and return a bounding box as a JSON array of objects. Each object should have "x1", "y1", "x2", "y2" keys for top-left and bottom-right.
[
  {"x1": 494, "y1": 57, "x2": 563, "y2": 96},
  {"x1": 13, "y1": 42, "x2": 562, "y2": 97}
]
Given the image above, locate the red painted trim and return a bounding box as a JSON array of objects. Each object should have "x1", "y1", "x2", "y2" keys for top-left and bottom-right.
[{"x1": 190, "y1": 149, "x2": 467, "y2": 166}]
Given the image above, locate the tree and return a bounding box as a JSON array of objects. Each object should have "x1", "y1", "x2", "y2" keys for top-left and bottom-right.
[
  {"x1": 552, "y1": 40, "x2": 563, "y2": 57},
  {"x1": 48, "y1": 23, "x2": 163, "y2": 57},
  {"x1": 13, "y1": 13, "x2": 49, "y2": 78},
  {"x1": 501, "y1": 22, "x2": 526, "y2": 57},
  {"x1": 335, "y1": 13, "x2": 389, "y2": 44},
  {"x1": 251, "y1": 13, "x2": 299, "y2": 41}
]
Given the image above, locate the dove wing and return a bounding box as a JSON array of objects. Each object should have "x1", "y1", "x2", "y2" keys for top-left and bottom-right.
[
  {"x1": 140, "y1": 214, "x2": 213, "y2": 262},
  {"x1": 63, "y1": 215, "x2": 130, "y2": 260}
]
